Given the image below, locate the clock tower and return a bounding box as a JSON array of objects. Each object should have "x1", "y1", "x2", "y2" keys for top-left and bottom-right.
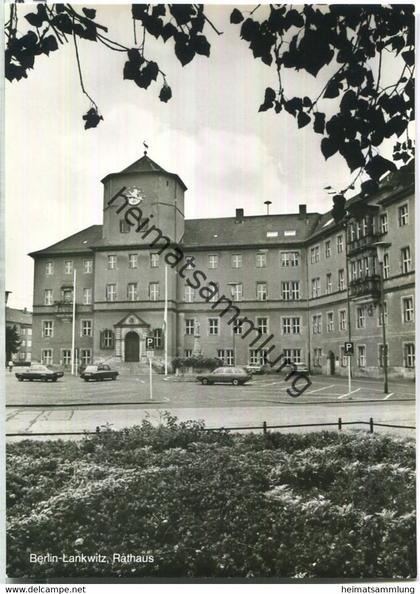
[{"x1": 100, "y1": 153, "x2": 186, "y2": 246}]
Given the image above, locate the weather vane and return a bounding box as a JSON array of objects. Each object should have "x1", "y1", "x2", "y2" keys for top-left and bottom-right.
[{"x1": 143, "y1": 140, "x2": 149, "y2": 156}]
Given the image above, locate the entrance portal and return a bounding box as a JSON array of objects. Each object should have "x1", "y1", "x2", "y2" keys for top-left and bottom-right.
[
  {"x1": 328, "y1": 351, "x2": 335, "y2": 375},
  {"x1": 125, "y1": 331, "x2": 140, "y2": 362}
]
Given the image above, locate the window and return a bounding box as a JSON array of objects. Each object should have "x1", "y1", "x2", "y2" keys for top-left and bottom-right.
[
  {"x1": 153, "y1": 328, "x2": 163, "y2": 349},
  {"x1": 84, "y1": 259, "x2": 93, "y2": 274},
  {"x1": 64, "y1": 260, "x2": 73, "y2": 275},
  {"x1": 208, "y1": 318, "x2": 219, "y2": 335},
  {"x1": 281, "y1": 251, "x2": 299, "y2": 267},
  {"x1": 149, "y1": 282, "x2": 159, "y2": 301},
  {"x1": 362, "y1": 216, "x2": 368, "y2": 237},
  {"x1": 281, "y1": 281, "x2": 300, "y2": 300},
  {"x1": 231, "y1": 254, "x2": 242, "y2": 268},
  {"x1": 106, "y1": 284, "x2": 117, "y2": 302},
  {"x1": 62, "y1": 349, "x2": 71, "y2": 366},
  {"x1": 398, "y1": 204, "x2": 409, "y2": 227},
  {"x1": 44, "y1": 289, "x2": 53, "y2": 305},
  {"x1": 249, "y1": 349, "x2": 267, "y2": 365},
  {"x1": 101, "y1": 329, "x2": 114, "y2": 349},
  {"x1": 327, "y1": 312, "x2": 334, "y2": 332},
  {"x1": 43, "y1": 321, "x2": 53, "y2": 337},
  {"x1": 403, "y1": 297, "x2": 414, "y2": 322},
  {"x1": 184, "y1": 285, "x2": 195, "y2": 303},
  {"x1": 257, "y1": 317, "x2": 268, "y2": 335},
  {"x1": 404, "y1": 343, "x2": 415, "y2": 368},
  {"x1": 378, "y1": 344, "x2": 388, "y2": 368},
  {"x1": 129, "y1": 254, "x2": 138, "y2": 269},
  {"x1": 267, "y1": 231, "x2": 279, "y2": 238},
  {"x1": 127, "y1": 283, "x2": 138, "y2": 301},
  {"x1": 311, "y1": 278, "x2": 321, "y2": 298},
  {"x1": 356, "y1": 307, "x2": 365, "y2": 329},
  {"x1": 42, "y1": 349, "x2": 53, "y2": 365},
  {"x1": 27, "y1": 339, "x2": 32, "y2": 348},
  {"x1": 283, "y1": 349, "x2": 301, "y2": 364},
  {"x1": 208, "y1": 282, "x2": 219, "y2": 303},
  {"x1": 28, "y1": 328, "x2": 32, "y2": 336},
  {"x1": 231, "y1": 283, "x2": 243, "y2": 302},
  {"x1": 185, "y1": 256, "x2": 195, "y2": 269},
  {"x1": 357, "y1": 345, "x2": 366, "y2": 367},
  {"x1": 325, "y1": 240, "x2": 331, "y2": 258},
  {"x1": 81, "y1": 349, "x2": 92, "y2": 366},
  {"x1": 378, "y1": 301, "x2": 388, "y2": 326},
  {"x1": 256, "y1": 252, "x2": 267, "y2": 268},
  {"x1": 233, "y1": 319, "x2": 242, "y2": 335},
  {"x1": 120, "y1": 219, "x2": 130, "y2": 233},
  {"x1": 218, "y1": 349, "x2": 234, "y2": 366},
  {"x1": 363, "y1": 256, "x2": 370, "y2": 277},
  {"x1": 350, "y1": 261, "x2": 357, "y2": 281},
  {"x1": 326, "y1": 273, "x2": 332, "y2": 294},
  {"x1": 313, "y1": 348, "x2": 322, "y2": 367},
  {"x1": 336, "y1": 235, "x2": 343, "y2": 253},
  {"x1": 81, "y1": 320, "x2": 92, "y2": 337},
  {"x1": 208, "y1": 254, "x2": 218, "y2": 269},
  {"x1": 380, "y1": 213, "x2": 388, "y2": 234},
  {"x1": 339, "y1": 310, "x2": 347, "y2": 331},
  {"x1": 83, "y1": 288, "x2": 92, "y2": 305},
  {"x1": 310, "y1": 245, "x2": 320, "y2": 263},
  {"x1": 339, "y1": 347, "x2": 347, "y2": 368},
  {"x1": 184, "y1": 349, "x2": 193, "y2": 358},
  {"x1": 150, "y1": 253, "x2": 160, "y2": 268},
  {"x1": 62, "y1": 288, "x2": 73, "y2": 303},
  {"x1": 401, "y1": 247, "x2": 411, "y2": 274},
  {"x1": 46, "y1": 261, "x2": 54, "y2": 275},
  {"x1": 108, "y1": 255, "x2": 117, "y2": 270},
  {"x1": 282, "y1": 317, "x2": 300, "y2": 335},
  {"x1": 185, "y1": 319, "x2": 195, "y2": 335},
  {"x1": 312, "y1": 314, "x2": 322, "y2": 334},
  {"x1": 338, "y1": 269, "x2": 345, "y2": 291},
  {"x1": 383, "y1": 253, "x2": 390, "y2": 279},
  {"x1": 256, "y1": 282, "x2": 267, "y2": 301}
]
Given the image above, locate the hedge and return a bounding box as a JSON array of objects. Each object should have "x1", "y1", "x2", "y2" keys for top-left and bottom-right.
[{"x1": 7, "y1": 415, "x2": 416, "y2": 579}]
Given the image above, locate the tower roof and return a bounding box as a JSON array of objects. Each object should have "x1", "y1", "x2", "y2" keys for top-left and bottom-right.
[{"x1": 101, "y1": 154, "x2": 187, "y2": 190}]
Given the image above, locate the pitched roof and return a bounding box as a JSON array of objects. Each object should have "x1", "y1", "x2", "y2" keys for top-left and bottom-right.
[
  {"x1": 28, "y1": 225, "x2": 102, "y2": 257},
  {"x1": 6, "y1": 307, "x2": 32, "y2": 325},
  {"x1": 101, "y1": 154, "x2": 187, "y2": 190},
  {"x1": 183, "y1": 213, "x2": 321, "y2": 248}
]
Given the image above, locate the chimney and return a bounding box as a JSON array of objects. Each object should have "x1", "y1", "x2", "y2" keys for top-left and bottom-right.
[
  {"x1": 299, "y1": 204, "x2": 307, "y2": 216},
  {"x1": 235, "y1": 208, "x2": 244, "y2": 223}
]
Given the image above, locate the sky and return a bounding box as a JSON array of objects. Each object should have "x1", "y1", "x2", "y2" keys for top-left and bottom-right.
[{"x1": 5, "y1": 3, "x2": 402, "y2": 310}]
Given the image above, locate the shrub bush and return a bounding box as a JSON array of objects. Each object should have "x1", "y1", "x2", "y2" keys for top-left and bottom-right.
[{"x1": 6, "y1": 417, "x2": 416, "y2": 580}]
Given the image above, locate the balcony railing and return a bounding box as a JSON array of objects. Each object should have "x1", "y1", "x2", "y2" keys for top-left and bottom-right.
[
  {"x1": 347, "y1": 232, "x2": 379, "y2": 256},
  {"x1": 349, "y1": 275, "x2": 381, "y2": 301},
  {"x1": 54, "y1": 300, "x2": 75, "y2": 316}
]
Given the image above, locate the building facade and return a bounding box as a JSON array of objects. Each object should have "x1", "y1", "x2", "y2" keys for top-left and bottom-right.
[
  {"x1": 6, "y1": 307, "x2": 32, "y2": 362},
  {"x1": 30, "y1": 154, "x2": 415, "y2": 379}
]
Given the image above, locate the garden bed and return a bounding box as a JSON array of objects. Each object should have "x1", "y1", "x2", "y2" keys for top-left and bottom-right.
[{"x1": 7, "y1": 415, "x2": 416, "y2": 579}]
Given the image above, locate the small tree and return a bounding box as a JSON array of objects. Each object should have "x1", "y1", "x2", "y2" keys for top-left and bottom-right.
[{"x1": 6, "y1": 325, "x2": 21, "y2": 364}]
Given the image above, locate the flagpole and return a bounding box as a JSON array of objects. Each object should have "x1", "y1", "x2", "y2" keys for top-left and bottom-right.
[
  {"x1": 164, "y1": 264, "x2": 168, "y2": 376},
  {"x1": 71, "y1": 268, "x2": 77, "y2": 376}
]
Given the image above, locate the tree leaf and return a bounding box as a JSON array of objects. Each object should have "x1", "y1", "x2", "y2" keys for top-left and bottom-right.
[
  {"x1": 321, "y1": 137, "x2": 338, "y2": 160},
  {"x1": 230, "y1": 9, "x2": 244, "y2": 24},
  {"x1": 82, "y1": 8, "x2": 96, "y2": 19},
  {"x1": 192, "y1": 35, "x2": 211, "y2": 57},
  {"x1": 365, "y1": 155, "x2": 397, "y2": 181},
  {"x1": 159, "y1": 84, "x2": 172, "y2": 103},
  {"x1": 313, "y1": 112, "x2": 325, "y2": 134},
  {"x1": 297, "y1": 111, "x2": 311, "y2": 128}
]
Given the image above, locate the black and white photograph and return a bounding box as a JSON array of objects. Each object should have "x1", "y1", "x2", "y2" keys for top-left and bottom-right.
[{"x1": 4, "y1": 1, "x2": 416, "y2": 587}]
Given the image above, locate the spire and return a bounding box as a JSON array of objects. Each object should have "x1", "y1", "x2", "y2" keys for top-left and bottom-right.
[{"x1": 143, "y1": 140, "x2": 149, "y2": 156}]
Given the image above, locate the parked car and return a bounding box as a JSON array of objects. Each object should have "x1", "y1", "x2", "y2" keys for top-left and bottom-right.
[
  {"x1": 244, "y1": 364, "x2": 265, "y2": 375},
  {"x1": 294, "y1": 362, "x2": 310, "y2": 375},
  {"x1": 196, "y1": 366, "x2": 251, "y2": 386},
  {"x1": 15, "y1": 365, "x2": 64, "y2": 382},
  {"x1": 80, "y1": 364, "x2": 119, "y2": 382}
]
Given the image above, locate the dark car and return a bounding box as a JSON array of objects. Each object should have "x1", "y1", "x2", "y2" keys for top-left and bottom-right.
[
  {"x1": 15, "y1": 364, "x2": 64, "y2": 382},
  {"x1": 196, "y1": 366, "x2": 251, "y2": 386},
  {"x1": 80, "y1": 364, "x2": 119, "y2": 382}
]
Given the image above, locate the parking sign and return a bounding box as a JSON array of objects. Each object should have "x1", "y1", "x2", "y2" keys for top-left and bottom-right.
[
  {"x1": 344, "y1": 341, "x2": 354, "y2": 355},
  {"x1": 145, "y1": 336, "x2": 155, "y2": 349}
]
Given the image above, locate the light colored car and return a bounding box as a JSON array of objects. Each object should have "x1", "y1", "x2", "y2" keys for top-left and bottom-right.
[
  {"x1": 196, "y1": 366, "x2": 251, "y2": 386},
  {"x1": 244, "y1": 364, "x2": 265, "y2": 375}
]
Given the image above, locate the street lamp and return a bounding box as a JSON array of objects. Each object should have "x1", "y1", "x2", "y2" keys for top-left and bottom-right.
[{"x1": 372, "y1": 241, "x2": 391, "y2": 394}]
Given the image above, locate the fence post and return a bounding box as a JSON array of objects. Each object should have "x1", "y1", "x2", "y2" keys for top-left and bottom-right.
[
  {"x1": 338, "y1": 417, "x2": 342, "y2": 431},
  {"x1": 369, "y1": 417, "x2": 374, "y2": 433},
  {"x1": 263, "y1": 421, "x2": 267, "y2": 435}
]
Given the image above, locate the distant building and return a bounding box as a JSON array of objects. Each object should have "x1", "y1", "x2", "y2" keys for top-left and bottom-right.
[
  {"x1": 6, "y1": 307, "x2": 32, "y2": 362},
  {"x1": 29, "y1": 153, "x2": 414, "y2": 379}
]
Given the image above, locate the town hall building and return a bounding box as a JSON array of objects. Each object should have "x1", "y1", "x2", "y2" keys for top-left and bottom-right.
[{"x1": 29, "y1": 153, "x2": 415, "y2": 379}]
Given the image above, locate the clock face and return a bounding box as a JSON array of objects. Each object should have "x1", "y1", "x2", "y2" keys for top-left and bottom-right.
[{"x1": 125, "y1": 186, "x2": 144, "y2": 206}]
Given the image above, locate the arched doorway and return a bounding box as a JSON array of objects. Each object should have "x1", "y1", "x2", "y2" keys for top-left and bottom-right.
[
  {"x1": 328, "y1": 351, "x2": 336, "y2": 375},
  {"x1": 125, "y1": 331, "x2": 140, "y2": 362}
]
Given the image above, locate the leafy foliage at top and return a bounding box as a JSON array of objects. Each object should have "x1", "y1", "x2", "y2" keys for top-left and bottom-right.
[
  {"x1": 5, "y1": 4, "x2": 415, "y2": 196},
  {"x1": 6, "y1": 325, "x2": 22, "y2": 362}
]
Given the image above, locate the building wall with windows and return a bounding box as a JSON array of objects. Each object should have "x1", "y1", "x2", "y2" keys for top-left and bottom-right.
[
  {"x1": 29, "y1": 155, "x2": 414, "y2": 378},
  {"x1": 6, "y1": 307, "x2": 32, "y2": 362}
]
